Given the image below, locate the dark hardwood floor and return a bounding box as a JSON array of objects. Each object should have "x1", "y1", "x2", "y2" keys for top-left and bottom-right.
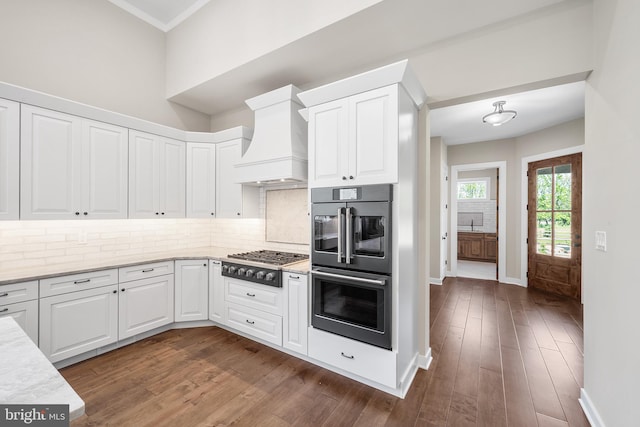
[{"x1": 62, "y1": 277, "x2": 588, "y2": 427}]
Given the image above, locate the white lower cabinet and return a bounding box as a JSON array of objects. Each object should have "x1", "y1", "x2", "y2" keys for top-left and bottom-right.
[
  {"x1": 119, "y1": 274, "x2": 174, "y2": 339},
  {"x1": 1, "y1": 300, "x2": 39, "y2": 345},
  {"x1": 209, "y1": 260, "x2": 225, "y2": 324},
  {"x1": 175, "y1": 260, "x2": 208, "y2": 322},
  {"x1": 308, "y1": 327, "x2": 397, "y2": 388},
  {"x1": 226, "y1": 302, "x2": 282, "y2": 346},
  {"x1": 39, "y1": 285, "x2": 119, "y2": 363},
  {"x1": 283, "y1": 272, "x2": 308, "y2": 355}
]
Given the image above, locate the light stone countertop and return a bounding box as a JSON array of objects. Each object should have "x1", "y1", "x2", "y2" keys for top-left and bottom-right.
[
  {"x1": 0, "y1": 317, "x2": 85, "y2": 420},
  {"x1": 0, "y1": 247, "x2": 310, "y2": 285}
]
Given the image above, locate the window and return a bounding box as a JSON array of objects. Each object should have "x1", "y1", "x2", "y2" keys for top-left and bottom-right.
[{"x1": 457, "y1": 178, "x2": 489, "y2": 200}]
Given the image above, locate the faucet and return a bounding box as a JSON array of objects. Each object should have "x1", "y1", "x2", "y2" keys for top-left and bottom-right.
[{"x1": 471, "y1": 219, "x2": 474, "y2": 231}]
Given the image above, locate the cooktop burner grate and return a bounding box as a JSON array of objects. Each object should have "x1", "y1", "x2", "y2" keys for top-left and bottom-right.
[{"x1": 227, "y1": 250, "x2": 308, "y2": 266}]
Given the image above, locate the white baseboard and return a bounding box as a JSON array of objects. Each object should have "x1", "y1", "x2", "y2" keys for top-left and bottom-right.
[
  {"x1": 418, "y1": 347, "x2": 433, "y2": 370},
  {"x1": 580, "y1": 388, "x2": 606, "y2": 427},
  {"x1": 503, "y1": 276, "x2": 526, "y2": 287},
  {"x1": 429, "y1": 277, "x2": 443, "y2": 285}
]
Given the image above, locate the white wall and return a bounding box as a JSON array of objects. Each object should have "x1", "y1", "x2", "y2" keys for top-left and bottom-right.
[
  {"x1": 447, "y1": 119, "x2": 584, "y2": 281},
  {"x1": 0, "y1": 0, "x2": 210, "y2": 131},
  {"x1": 582, "y1": 0, "x2": 640, "y2": 426},
  {"x1": 166, "y1": 0, "x2": 382, "y2": 97}
]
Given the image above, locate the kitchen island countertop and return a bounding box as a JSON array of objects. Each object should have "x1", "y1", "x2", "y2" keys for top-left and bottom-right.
[{"x1": 0, "y1": 317, "x2": 85, "y2": 420}]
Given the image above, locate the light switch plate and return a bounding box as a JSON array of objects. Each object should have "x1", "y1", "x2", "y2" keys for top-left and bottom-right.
[{"x1": 595, "y1": 231, "x2": 607, "y2": 252}]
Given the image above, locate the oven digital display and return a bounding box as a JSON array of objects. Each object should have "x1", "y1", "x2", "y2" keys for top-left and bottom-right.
[{"x1": 339, "y1": 188, "x2": 358, "y2": 200}]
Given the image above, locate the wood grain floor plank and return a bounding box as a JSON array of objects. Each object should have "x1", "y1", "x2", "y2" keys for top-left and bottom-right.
[
  {"x1": 537, "y1": 413, "x2": 570, "y2": 427},
  {"x1": 476, "y1": 367, "x2": 507, "y2": 427},
  {"x1": 501, "y1": 346, "x2": 538, "y2": 427},
  {"x1": 454, "y1": 316, "x2": 482, "y2": 398}
]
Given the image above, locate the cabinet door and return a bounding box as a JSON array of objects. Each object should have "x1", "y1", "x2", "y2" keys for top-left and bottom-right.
[
  {"x1": 128, "y1": 130, "x2": 159, "y2": 218},
  {"x1": 216, "y1": 140, "x2": 243, "y2": 218},
  {"x1": 39, "y1": 285, "x2": 118, "y2": 363},
  {"x1": 283, "y1": 272, "x2": 308, "y2": 355},
  {"x1": 119, "y1": 274, "x2": 174, "y2": 339},
  {"x1": 21, "y1": 105, "x2": 82, "y2": 219},
  {"x1": 81, "y1": 120, "x2": 128, "y2": 219},
  {"x1": 349, "y1": 86, "x2": 398, "y2": 185},
  {"x1": 209, "y1": 260, "x2": 225, "y2": 324},
  {"x1": 186, "y1": 143, "x2": 216, "y2": 218},
  {"x1": 159, "y1": 137, "x2": 185, "y2": 218},
  {"x1": 175, "y1": 260, "x2": 208, "y2": 322},
  {"x1": 0, "y1": 300, "x2": 38, "y2": 345},
  {"x1": 308, "y1": 98, "x2": 349, "y2": 188},
  {"x1": 0, "y1": 98, "x2": 19, "y2": 220}
]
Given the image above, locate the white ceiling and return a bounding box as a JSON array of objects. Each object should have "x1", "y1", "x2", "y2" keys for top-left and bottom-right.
[
  {"x1": 430, "y1": 81, "x2": 586, "y2": 145},
  {"x1": 109, "y1": 0, "x2": 210, "y2": 31}
]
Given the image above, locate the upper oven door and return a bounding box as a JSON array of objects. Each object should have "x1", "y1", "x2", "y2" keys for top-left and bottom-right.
[
  {"x1": 345, "y1": 201, "x2": 391, "y2": 274},
  {"x1": 312, "y1": 202, "x2": 346, "y2": 268}
]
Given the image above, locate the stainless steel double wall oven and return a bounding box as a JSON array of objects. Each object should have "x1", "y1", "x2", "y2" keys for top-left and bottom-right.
[{"x1": 311, "y1": 184, "x2": 392, "y2": 349}]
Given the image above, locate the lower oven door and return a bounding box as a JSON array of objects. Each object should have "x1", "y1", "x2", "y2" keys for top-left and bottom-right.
[{"x1": 311, "y1": 267, "x2": 391, "y2": 350}]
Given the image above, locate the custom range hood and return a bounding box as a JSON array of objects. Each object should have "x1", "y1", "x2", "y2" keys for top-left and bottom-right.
[{"x1": 235, "y1": 85, "x2": 308, "y2": 184}]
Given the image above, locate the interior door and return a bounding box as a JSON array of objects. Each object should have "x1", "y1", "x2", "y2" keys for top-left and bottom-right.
[
  {"x1": 440, "y1": 164, "x2": 448, "y2": 279},
  {"x1": 528, "y1": 153, "x2": 582, "y2": 299}
]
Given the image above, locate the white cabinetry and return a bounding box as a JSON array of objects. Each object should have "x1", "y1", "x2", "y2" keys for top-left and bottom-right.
[
  {"x1": 186, "y1": 143, "x2": 216, "y2": 217},
  {"x1": 0, "y1": 280, "x2": 38, "y2": 344},
  {"x1": 282, "y1": 272, "x2": 308, "y2": 355},
  {"x1": 208, "y1": 260, "x2": 225, "y2": 324},
  {"x1": 175, "y1": 260, "x2": 208, "y2": 322},
  {"x1": 39, "y1": 270, "x2": 119, "y2": 362},
  {"x1": 0, "y1": 98, "x2": 19, "y2": 220},
  {"x1": 118, "y1": 261, "x2": 175, "y2": 339},
  {"x1": 129, "y1": 130, "x2": 185, "y2": 218},
  {"x1": 21, "y1": 105, "x2": 128, "y2": 219},
  {"x1": 307, "y1": 85, "x2": 398, "y2": 188},
  {"x1": 216, "y1": 139, "x2": 259, "y2": 218}
]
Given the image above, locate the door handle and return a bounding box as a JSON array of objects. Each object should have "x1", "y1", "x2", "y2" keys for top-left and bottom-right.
[
  {"x1": 312, "y1": 270, "x2": 386, "y2": 286},
  {"x1": 345, "y1": 207, "x2": 353, "y2": 265},
  {"x1": 337, "y1": 207, "x2": 345, "y2": 263}
]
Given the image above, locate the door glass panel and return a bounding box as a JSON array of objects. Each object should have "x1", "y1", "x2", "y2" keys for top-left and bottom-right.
[
  {"x1": 554, "y1": 212, "x2": 572, "y2": 258},
  {"x1": 352, "y1": 215, "x2": 386, "y2": 257},
  {"x1": 554, "y1": 164, "x2": 572, "y2": 210},
  {"x1": 536, "y1": 212, "x2": 552, "y2": 255},
  {"x1": 537, "y1": 167, "x2": 553, "y2": 210},
  {"x1": 320, "y1": 281, "x2": 378, "y2": 329},
  {"x1": 314, "y1": 215, "x2": 339, "y2": 253}
]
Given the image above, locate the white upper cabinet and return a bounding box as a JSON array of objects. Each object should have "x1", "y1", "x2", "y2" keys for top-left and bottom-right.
[
  {"x1": 21, "y1": 105, "x2": 128, "y2": 220},
  {"x1": 186, "y1": 142, "x2": 216, "y2": 218},
  {"x1": 215, "y1": 139, "x2": 259, "y2": 218},
  {"x1": 0, "y1": 98, "x2": 19, "y2": 220},
  {"x1": 307, "y1": 85, "x2": 400, "y2": 188},
  {"x1": 129, "y1": 130, "x2": 185, "y2": 218}
]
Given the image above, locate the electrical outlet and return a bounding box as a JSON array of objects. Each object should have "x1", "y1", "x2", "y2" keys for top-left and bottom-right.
[{"x1": 595, "y1": 231, "x2": 607, "y2": 252}]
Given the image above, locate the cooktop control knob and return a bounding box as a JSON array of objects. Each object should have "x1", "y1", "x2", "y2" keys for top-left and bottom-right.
[
  {"x1": 222, "y1": 265, "x2": 229, "y2": 273},
  {"x1": 237, "y1": 268, "x2": 246, "y2": 276},
  {"x1": 265, "y1": 272, "x2": 276, "y2": 282},
  {"x1": 245, "y1": 269, "x2": 255, "y2": 278},
  {"x1": 228, "y1": 266, "x2": 237, "y2": 274},
  {"x1": 255, "y1": 271, "x2": 266, "y2": 280}
]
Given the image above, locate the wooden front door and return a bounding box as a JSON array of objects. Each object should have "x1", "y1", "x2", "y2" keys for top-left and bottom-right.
[{"x1": 528, "y1": 153, "x2": 582, "y2": 299}]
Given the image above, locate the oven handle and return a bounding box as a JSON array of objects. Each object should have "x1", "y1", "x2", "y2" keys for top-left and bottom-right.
[
  {"x1": 345, "y1": 207, "x2": 352, "y2": 264},
  {"x1": 312, "y1": 270, "x2": 386, "y2": 286},
  {"x1": 337, "y1": 207, "x2": 345, "y2": 263}
]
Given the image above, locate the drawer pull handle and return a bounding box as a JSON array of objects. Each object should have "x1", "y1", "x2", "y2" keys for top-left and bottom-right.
[
  {"x1": 246, "y1": 319, "x2": 255, "y2": 325},
  {"x1": 341, "y1": 352, "x2": 355, "y2": 360},
  {"x1": 0, "y1": 308, "x2": 8, "y2": 313},
  {"x1": 246, "y1": 293, "x2": 256, "y2": 297},
  {"x1": 0, "y1": 293, "x2": 8, "y2": 298},
  {"x1": 289, "y1": 275, "x2": 300, "y2": 279},
  {"x1": 142, "y1": 269, "x2": 154, "y2": 273},
  {"x1": 74, "y1": 279, "x2": 90, "y2": 284}
]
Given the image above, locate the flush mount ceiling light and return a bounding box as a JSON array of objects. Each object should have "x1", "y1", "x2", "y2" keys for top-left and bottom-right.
[{"x1": 482, "y1": 100, "x2": 517, "y2": 126}]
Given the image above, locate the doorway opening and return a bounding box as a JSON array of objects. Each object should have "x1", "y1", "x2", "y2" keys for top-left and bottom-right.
[{"x1": 450, "y1": 162, "x2": 507, "y2": 282}]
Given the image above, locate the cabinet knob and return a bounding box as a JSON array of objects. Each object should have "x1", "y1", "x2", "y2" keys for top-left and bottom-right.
[
  {"x1": 75, "y1": 212, "x2": 80, "y2": 216},
  {"x1": 210, "y1": 212, "x2": 215, "y2": 216},
  {"x1": 349, "y1": 176, "x2": 354, "y2": 180},
  {"x1": 342, "y1": 176, "x2": 347, "y2": 180},
  {"x1": 161, "y1": 212, "x2": 165, "y2": 215},
  {"x1": 121, "y1": 288, "x2": 126, "y2": 292},
  {"x1": 237, "y1": 212, "x2": 240, "y2": 216},
  {"x1": 83, "y1": 212, "x2": 88, "y2": 216},
  {"x1": 155, "y1": 212, "x2": 159, "y2": 215},
  {"x1": 113, "y1": 290, "x2": 117, "y2": 294}
]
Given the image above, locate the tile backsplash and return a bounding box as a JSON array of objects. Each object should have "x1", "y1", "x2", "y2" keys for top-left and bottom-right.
[
  {"x1": 457, "y1": 200, "x2": 497, "y2": 233},
  {"x1": 0, "y1": 217, "x2": 309, "y2": 272}
]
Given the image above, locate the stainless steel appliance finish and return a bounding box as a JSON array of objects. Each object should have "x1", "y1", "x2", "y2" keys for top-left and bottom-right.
[
  {"x1": 222, "y1": 250, "x2": 308, "y2": 288},
  {"x1": 311, "y1": 184, "x2": 392, "y2": 274},
  {"x1": 311, "y1": 266, "x2": 391, "y2": 349}
]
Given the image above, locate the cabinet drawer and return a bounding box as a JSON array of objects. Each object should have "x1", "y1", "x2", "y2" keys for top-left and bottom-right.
[
  {"x1": 0, "y1": 299, "x2": 38, "y2": 345},
  {"x1": 225, "y1": 277, "x2": 283, "y2": 315},
  {"x1": 0, "y1": 280, "x2": 38, "y2": 305},
  {"x1": 40, "y1": 269, "x2": 118, "y2": 297},
  {"x1": 119, "y1": 261, "x2": 174, "y2": 283},
  {"x1": 308, "y1": 327, "x2": 396, "y2": 388},
  {"x1": 226, "y1": 302, "x2": 282, "y2": 346}
]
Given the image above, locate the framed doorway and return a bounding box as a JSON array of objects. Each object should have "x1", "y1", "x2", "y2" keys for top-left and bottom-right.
[{"x1": 450, "y1": 161, "x2": 507, "y2": 282}]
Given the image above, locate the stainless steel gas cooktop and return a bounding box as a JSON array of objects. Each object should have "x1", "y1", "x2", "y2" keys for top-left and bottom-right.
[
  {"x1": 222, "y1": 250, "x2": 308, "y2": 288},
  {"x1": 227, "y1": 250, "x2": 308, "y2": 266}
]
